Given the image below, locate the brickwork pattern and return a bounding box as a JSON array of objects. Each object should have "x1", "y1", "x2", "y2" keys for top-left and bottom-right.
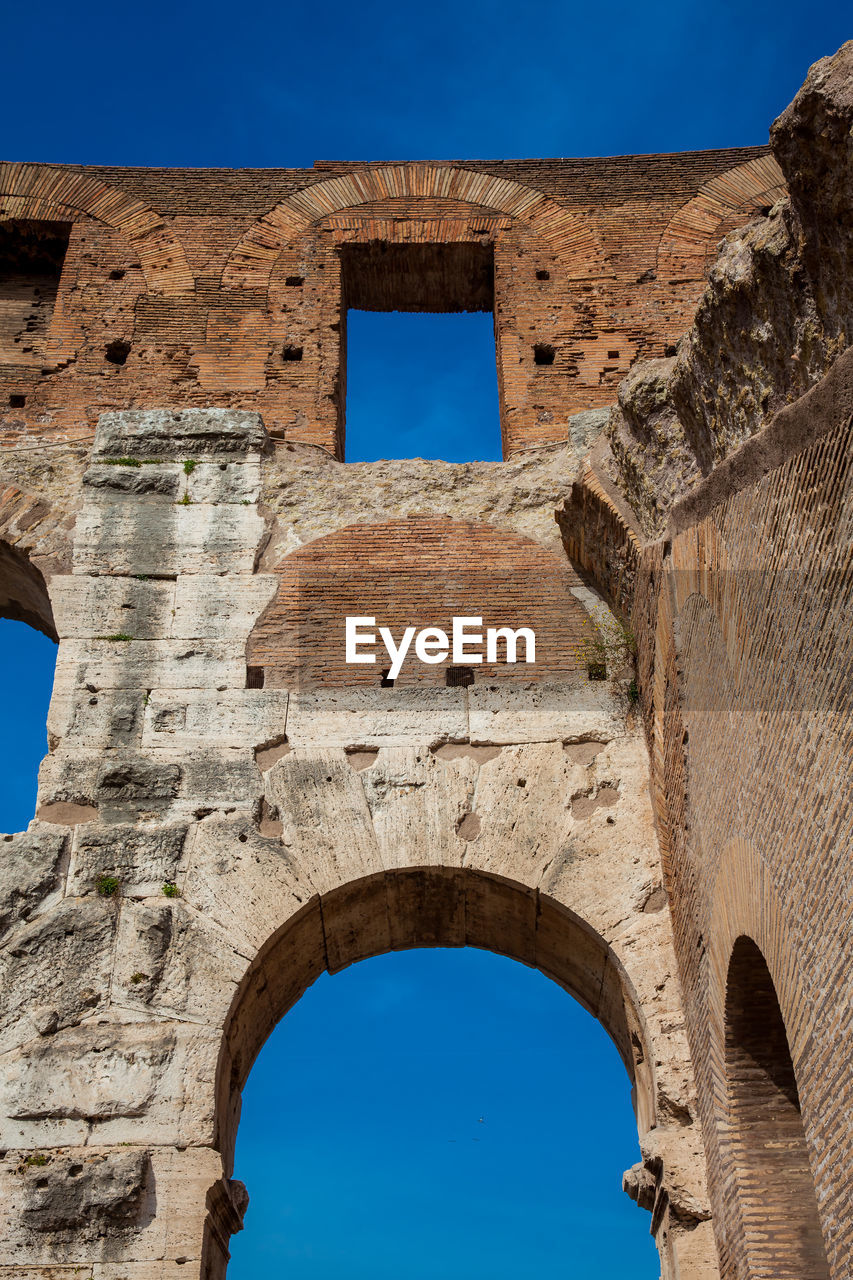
[
  {"x1": 247, "y1": 517, "x2": 594, "y2": 687},
  {"x1": 1, "y1": 150, "x2": 779, "y2": 455}
]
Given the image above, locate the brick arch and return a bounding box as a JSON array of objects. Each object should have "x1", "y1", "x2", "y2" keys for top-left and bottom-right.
[
  {"x1": 246, "y1": 517, "x2": 597, "y2": 688},
  {"x1": 656, "y1": 154, "x2": 787, "y2": 280},
  {"x1": 705, "y1": 839, "x2": 831, "y2": 1280},
  {"x1": 221, "y1": 164, "x2": 610, "y2": 290},
  {"x1": 0, "y1": 163, "x2": 194, "y2": 296}
]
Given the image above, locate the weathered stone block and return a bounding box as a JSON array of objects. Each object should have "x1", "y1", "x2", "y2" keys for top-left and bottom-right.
[
  {"x1": 50, "y1": 576, "x2": 176, "y2": 641},
  {"x1": 91, "y1": 409, "x2": 267, "y2": 460},
  {"x1": 468, "y1": 679, "x2": 624, "y2": 744},
  {"x1": 68, "y1": 823, "x2": 188, "y2": 898},
  {"x1": 142, "y1": 689, "x2": 289, "y2": 750},
  {"x1": 0, "y1": 829, "x2": 66, "y2": 935},
  {"x1": 285, "y1": 686, "x2": 469, "y2": 748}
]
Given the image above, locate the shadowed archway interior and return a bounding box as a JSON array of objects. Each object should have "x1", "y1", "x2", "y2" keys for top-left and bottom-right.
[{"x1": 725, "y1": 936, "x2": 829, "y2": 1279}]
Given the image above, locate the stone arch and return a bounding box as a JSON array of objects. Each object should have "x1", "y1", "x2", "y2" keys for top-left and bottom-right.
[
  {"x1": 215, "y1": 868, "x2": 655, "y2": 1167},
  {"x1": 723, "y1": 935, "x2": 829, "y2": 1279},
  {"x1": 656, "y1": 155, "x2": 787, "y2": 280},
  {"x1": 221, "y1": 164, "x2": 610, "y2": 291},
  {"x1": 0, "y1": 163, "x2": 194, "y2": 296},
  {"x1": 0, "y1": 484, "x2": 64, "y2": 639},
  {"x1": 207, "y1": 857, "x2": 695, "y2": 1280}
]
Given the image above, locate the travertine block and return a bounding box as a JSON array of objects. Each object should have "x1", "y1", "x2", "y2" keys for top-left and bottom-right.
[
  {"x1": 285, "y1": 686, "x2": 468, "y2": 748},
  {"x1": 468, "y1": 679, "x2": 624, "y2": 744},
  {"x1": 142, "y1": 690, "x2": 288, "y2": 750}
]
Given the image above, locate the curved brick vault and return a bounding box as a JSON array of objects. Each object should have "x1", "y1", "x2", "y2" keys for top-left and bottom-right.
[
  {"x1": 656, "y1": 154, "x2": 787, "y2": 279},
  {"x1": 0, "y1": 163, "x2": 195, "y2": 296},
  {"x1": 246, "y1": 517, "x2": 596, "y2": 688},
  {"x1": 220, "y1": 163, "x2": 611, "y2": 290}
]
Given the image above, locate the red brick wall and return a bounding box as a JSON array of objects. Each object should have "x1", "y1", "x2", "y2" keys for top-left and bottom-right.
[
  {"x1": 1, "y1": 152, "x2": 784, "y2": 456},
  {"x1": 247, "y1": 517, "x2": 595, "y2": 687},
  {"x1": 564, "y1": 356, "x2": 853, "y2": 1278}
]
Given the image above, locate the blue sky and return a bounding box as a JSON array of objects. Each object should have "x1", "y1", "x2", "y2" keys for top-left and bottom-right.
[{"x1": 1, "y1": 2, "x2": 849, "y2": 1274}]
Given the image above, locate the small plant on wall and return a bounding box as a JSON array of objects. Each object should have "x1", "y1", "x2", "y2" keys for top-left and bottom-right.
[{"x1": 574, "y1": 604, "x2": 637, "y2": 689}]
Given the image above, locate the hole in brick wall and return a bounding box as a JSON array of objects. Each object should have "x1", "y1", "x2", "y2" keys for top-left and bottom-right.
[
  {"x1": 725, "y1": 937, "x2": 830, "y2": 1278},
  {"x1": 0, "y1": 219, "x2": 71, "y2": 366},
  {"x1": 344, "y1": 313, "x2": 500, "y2": 464},
  {"x1": 379, "y1": 668, "x2": 395, "y2": 688},
  {"x1": 283, "y1": 345, "x2": 303, "y2": 362},
  {"x1": 445, "y1": 665, "x2": 475, "y2": 688},
  {"x1": 109, "y1": 269, "x2": 126, "y2": 280},
  {"x1": 285, "y1": 275, "x2": 305, "y2": 287},
  {"x1": 607, "y1": 350, "x2": 620, "y2": 360},
  {"x1": 536, "y1": 270, "x2": 550, "y2": 281},
  {"x1": 8, "y1": 394, "x2": 25, "y2": 408},
  {"x1": 246, "y1": 666, "x2": 265, "y2": 689},
  {"x1": 533, "y1": 343, "x2": 555, "y2": 366},
  {"x1": 341, "y1": 242, "x2": 501, "y2": 463},
  {"x1": 664, "y1": 344, "x2": 677, "y2": 357},
  {"x1": 587, "y1": 661, "x2": 607, "y2": 681},
  {"x1": 105, "y1": 339, "x2": 130, "y2": 366}
]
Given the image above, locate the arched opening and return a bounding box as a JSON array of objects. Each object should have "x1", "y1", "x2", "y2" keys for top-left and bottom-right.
[
  {"x1": 211, "y1": 868, "x2": 664, "y2": 1278},
  {"x1": 228, "y1": 946, "x2": 659, "y2": 1279},
  {"x1": 0, "y1": 618, "x2": 57, "y2": 831},
  {"x1": 725, "y1": 936, "x2": 829, "y2": 1279},
  {"x1": 0, "y1": 545, "x2": 57, "y2": 833}
]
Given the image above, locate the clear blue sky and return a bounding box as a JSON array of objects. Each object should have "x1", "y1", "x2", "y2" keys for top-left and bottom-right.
[{"x1": 1, "y1": 3, "x2": 848, "y2": 1274}]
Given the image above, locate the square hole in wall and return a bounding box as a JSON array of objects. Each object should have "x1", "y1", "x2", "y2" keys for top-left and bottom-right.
[{"x1": 341, "y1": 242, "x2": 501, "y2": 463}]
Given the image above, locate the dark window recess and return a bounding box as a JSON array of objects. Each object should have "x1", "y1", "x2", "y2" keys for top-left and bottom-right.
[
  {"x1": 665, "y1": 344, "x2": 677, "y2": 357},
  {"x1": 535, "y1": 270, "x2": 550, "y2": 281},
  {"x1": 446, "y1": 666, "x2": 475, "y2": 688},
  {"x1": 285, "y1": 275, "x2": 305, "y2": 287},
  {"x1": 587, "y1": 661, "x2": 607, "y2": 681},
  {"x1": 283, "y1": 345, "x2": 303, "y2": 362},
  {"x1": 0, "y1": 218, "x2": 72, "y2": 365},
  {"x1": 8, "y1": 394, "x2": 26, "y2": 408},
  {"x1": 534, "y1": 343, "x2": 556, "y2": 366},
  {"x1": 379, "y1": 669, "x2": 395, "y2": 688},
  {"x1": 105, "y1": 339, "x2": 131, "y2": 366},
  {"x1": 246, "y1": 666, "x2": 265, "y2": 689},
  {"x1": 607, "y1": 350, "x2": 620, "y2": 360},
  {"x1": 109, "y1": 269, "x2": 126, "y2": 280}
]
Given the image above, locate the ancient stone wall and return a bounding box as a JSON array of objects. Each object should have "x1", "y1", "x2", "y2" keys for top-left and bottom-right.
[
  {"x1": 561, "y1": 39, "x2": 853, "y2": 1280},
  {"x1": 0, "y1": 39, "x2": 851, "y2": 1280}
]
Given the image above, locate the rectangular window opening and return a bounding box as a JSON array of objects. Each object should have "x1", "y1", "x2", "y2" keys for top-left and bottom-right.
[
  {"x1": 340, "y1": 242, "x2": 502, "y2": 464},
  {"x1": 0, "y1": 219, "x2": 71, "y2": 367}
]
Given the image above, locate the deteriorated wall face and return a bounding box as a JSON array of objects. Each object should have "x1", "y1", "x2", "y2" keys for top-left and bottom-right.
[
  {"x1": 1, "y1": 148, "x2": 784, "y2": 455},
  {"x1": 0, "y1": 407, "x2": 716, "y2": 1280},
  {"x1": 559, "y1": 40, "x2": 853, "y2": 1280},
  {"x1": 1, "y1": 41, "x2": 852, "y2": 1280},
  {"x1": 644, "y1": 381, "x2": 853, "y2": 1276}
]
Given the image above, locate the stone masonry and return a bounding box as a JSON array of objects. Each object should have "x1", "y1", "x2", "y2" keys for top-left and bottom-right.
[{"x1": 0, "y1": 38, "x2": 851, "y2": 1280}]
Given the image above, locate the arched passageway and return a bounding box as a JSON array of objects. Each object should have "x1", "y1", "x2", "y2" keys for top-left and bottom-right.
[
  {"x1": 228, "y1": 946, "x2": 660, "y2": 1279},
  {"x1": 725, "y1": 936, "x2": 829, "y2": 1279},
  {"x1": 207, "y1": 859, "x2": 713, "y2": 1280}
]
